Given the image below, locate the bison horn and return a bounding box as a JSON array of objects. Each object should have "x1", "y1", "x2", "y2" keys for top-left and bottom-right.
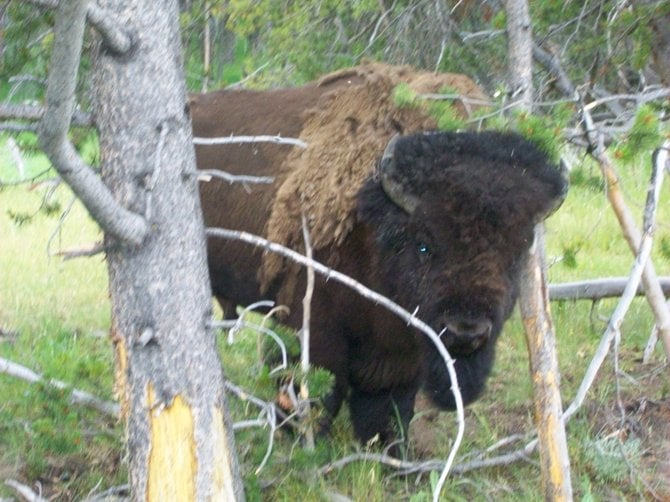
[
  {"x1": 536, "y1": 159, "x2": 570, "y2": 222},
  {"x1": 379, "y1": 135, "x2": 420, "y2": 214}
]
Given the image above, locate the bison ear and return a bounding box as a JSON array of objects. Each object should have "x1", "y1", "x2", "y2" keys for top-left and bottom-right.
[{"x1": 377, "y1": 135, "x2": 420, "y2": 214}]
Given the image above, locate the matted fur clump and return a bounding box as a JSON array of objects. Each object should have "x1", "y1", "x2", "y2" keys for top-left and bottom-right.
[{"x1": 260, "y1": 62, "x2": 487, "y2": 291}]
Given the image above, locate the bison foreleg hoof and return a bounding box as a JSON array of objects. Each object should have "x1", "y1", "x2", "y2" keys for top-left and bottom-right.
[{"x1": 348, "y1": 387, "x2": 417, "y2": 451}]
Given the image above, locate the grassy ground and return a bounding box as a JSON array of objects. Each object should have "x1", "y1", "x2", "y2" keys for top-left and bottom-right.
[{"x1": 1, "y1": 143, "x2": 669, "y2": 500}]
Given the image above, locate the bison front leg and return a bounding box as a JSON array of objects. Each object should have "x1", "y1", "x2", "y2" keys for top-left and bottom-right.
[{"x1": 348, "y1": 384, "x2": 418, "y2": 448}]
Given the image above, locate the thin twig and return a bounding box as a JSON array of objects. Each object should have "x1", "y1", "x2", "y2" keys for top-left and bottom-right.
[
  {"x1": 83, "y1": 484, "x2": 130, "y2": 502},
  {"x1": 210, "y1": 318, "x2": 289, "y2": 375},
  {"x1": 299, "y1": 212, "x2": 316, "y2": 450},
  {"x1": 193, "y1": 134, "x2": 308, "y2": 149},
  {"x1": 223, "y1": 379, "x2": 278, "y2": 474},
  {"x1": 198, "y1": 169, "x2": 274, "y2": 186}
]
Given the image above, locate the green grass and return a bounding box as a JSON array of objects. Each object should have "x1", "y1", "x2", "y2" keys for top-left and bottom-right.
[{"x1": 1, "y1": 144, "x2": 669, "y2": 500}]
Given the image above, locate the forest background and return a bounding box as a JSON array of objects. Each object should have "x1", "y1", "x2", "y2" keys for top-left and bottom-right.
[{"x1": 1, "y1": 0, "x2": 670, "y2": 500}]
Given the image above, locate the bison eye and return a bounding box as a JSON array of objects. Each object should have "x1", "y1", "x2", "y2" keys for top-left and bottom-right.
[{"x1": 418, "y1": 242, "x2": 430, "y2": 255}]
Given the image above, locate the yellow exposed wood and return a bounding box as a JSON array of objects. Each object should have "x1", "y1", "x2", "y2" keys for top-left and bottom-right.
[
  {"x1": 520, "y1": 230, "x2": 573, "y2": 501},
  {"x1": 147, "y1": 386, "x2": 196, "y2": 501},
  {"x1": 211, "y1": 407, "x2": 239, "y2": 501},
  {"x1": 112, "y1": 327, "x2": 129, "y2": 421}
]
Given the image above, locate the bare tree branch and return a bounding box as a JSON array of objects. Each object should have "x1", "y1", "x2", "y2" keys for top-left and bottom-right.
[
  {"x1": 193, "y1": 134, "x2": 308, "y2": 149},
  {"x1": 198, "y1": 169, "x2": 274, "y2": 186},
  {"x1": 563, "y1": 140, "x2": 666, "y2": 423},
  {"x1": 532, "y1": 43, "x2": 575, "y2": 96},
  {"x1": 21, "y1": 0, "x2": 132, "y2": 54},
  {"x1": 549, "y1": 277, "x2": 670, "y2": 301},
  {"x1": 5, "y1": 479, "x2": 49, "y2": 502},
  {"x1": 39, "y1": 0, "x2": 148, "y2": 247},
  {"x1": 0, "y1": 102, "x2": 93, "y2": 127},
  {"x1": 579, "y1": 99, "x2": 670, "y2": 361},
  {"x1": 298, "y1": 212, "x2": 316, "y2": 450},
  {"x1": 0, "y1": 356, "x2": 120, "y2": 417}
]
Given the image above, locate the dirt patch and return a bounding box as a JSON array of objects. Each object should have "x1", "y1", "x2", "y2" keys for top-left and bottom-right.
[{"x1": 260, "y1": 61, "x2": 488, "y2": 298}]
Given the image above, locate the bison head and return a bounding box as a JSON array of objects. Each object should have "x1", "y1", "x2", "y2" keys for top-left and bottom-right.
[{"x1": 357, "y1": 131, "x2": 567, "y2": 409}]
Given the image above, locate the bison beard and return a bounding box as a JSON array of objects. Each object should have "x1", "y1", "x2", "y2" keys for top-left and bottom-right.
[{"x1": 194, "y1": 83, "x2": 567, "y2": 446}]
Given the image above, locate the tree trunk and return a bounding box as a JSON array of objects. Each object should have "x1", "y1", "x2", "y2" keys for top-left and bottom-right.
[
  {"x1": 504, "y1": 0, "x2": 573, "y2": 499},
  {"x1": 504, "y1": 0, "x2": 533, "y2": 106},
  {"x1": 519, "y1": 229, "x2": 573, "y2": 501},
  {"x1": 91, "y1": 0, "x2": 244, "y2": 499}
]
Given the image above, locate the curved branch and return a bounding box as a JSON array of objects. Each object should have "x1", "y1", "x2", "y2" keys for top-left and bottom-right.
[
  {"x1": 39, "y1": 0, "x2": 148, "y2": 247},
  {"x1": 22, "y1": 0, "x2": 132, "y2": 54}
]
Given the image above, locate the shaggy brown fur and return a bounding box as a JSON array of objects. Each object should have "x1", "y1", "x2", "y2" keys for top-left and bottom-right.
[{"x1": 259, "y1": 61, "x2": 488, "y2": 302}]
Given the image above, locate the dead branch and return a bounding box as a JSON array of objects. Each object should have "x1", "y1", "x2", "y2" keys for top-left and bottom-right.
[
  {"x1": 318, "y1": 452, "x2": 444, "y2": 476},
  {"x1": 193, "y1": 134, "x2": 308, "y2": 149},
  {"x1": 563, "y1": 140, "x2": 665, "y2": 423},
  {"x1": 198, "y1": 169, "x2": 274, "y2": 186},
  {"x1": 206, "y1": 226, "x2": 465, "y2": 500},
  {"x1": 55, "y1": 241, "x2": 107, "y2": 260},
  {"x1": 22, "y1": 0, "x2": 132, "y2": 54},
  {"x1": 0, "y1": 102, "x2": 93, "y2": 127},
  {"x1": 299, "y1": 213, "x2": 316, "y2": 450},
  {"x1": 4, "y1": 479, "x2": 48, "y2": 502},
  {"x1": 580, "y1": 100, "x2": 670, "y2": 361},
  {"x1": 39, "y1": 0, "x2": 148, "y2": 247},
  {"x1": 549, "y1": 277, "x2": 670, "y2": 301},
  {"x1": 210, "y1": 317, "x2": 289, "y2": 376},
  {"x1": 222, "y1": 379, "x2": 278, "y2": 475},
  {"x1": 0, "y1": 356, "x2": 120, "y2": 417}
]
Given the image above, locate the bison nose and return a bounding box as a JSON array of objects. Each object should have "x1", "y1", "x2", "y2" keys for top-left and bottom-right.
[{"x1": 442, "y1": 318, "x2": 492, "y2": 354}]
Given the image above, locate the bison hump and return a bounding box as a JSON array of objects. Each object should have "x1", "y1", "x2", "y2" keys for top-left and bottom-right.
[{"x1": 260, "y1": 62, "x2": 487, "y2": 301}]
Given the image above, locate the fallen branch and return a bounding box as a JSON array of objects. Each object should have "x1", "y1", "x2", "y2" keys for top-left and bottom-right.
[
  {"x1": 206, "y1": 227, "x2": 464, "y2": 501},
  {"x1": 579, "y1": 99, "x2": 670, "y2": 361},
  {"x1": 549, "y1": 277, "x2": 670, "y2": 301},
  {"x1": 0, "y1": 356, "x2": 120, "y2": 417},
  {"x1": 563, "y1": 142, "x2": 664, "y2": 421},
  {"x1": 5, "y1": 479, "x2": 48, "y2": 502}
]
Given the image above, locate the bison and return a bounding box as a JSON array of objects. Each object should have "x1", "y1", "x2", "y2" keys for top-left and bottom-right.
[{"x1": 191, "y1": 66, "x2": 567, "y2": 444}]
